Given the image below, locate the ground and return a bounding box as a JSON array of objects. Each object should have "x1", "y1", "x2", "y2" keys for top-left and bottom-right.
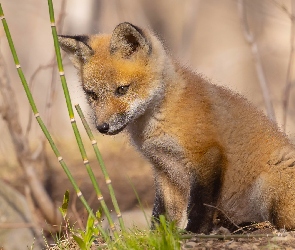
[
  {"x1": 4, "y1": 136, "x2": 295, "y2": 249},
  {"x1": 182, "y1": 225, "x2": 295, "y2": 250},
  {"x1": 182, "y1": 232, "x2": 295, "y2": 250}
]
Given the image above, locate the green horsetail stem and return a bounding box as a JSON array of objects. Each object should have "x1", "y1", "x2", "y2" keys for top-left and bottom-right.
[
  {"x1": 47, "y1": 0, "x2": 119, "y2": 238},
  {"x1": 0, "y1": 3, "x2": 110, "y2": 240},
  {"x1": 75, "y1": 104, "x2": 126, "y2": 232},
  {"x1": 180, "y1": 234, "x2": 277, "y2": 240}
]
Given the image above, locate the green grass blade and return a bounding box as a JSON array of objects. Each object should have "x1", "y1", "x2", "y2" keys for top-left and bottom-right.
[
  {"x1": 47, "y1": 0, "x2": 118, "y2": 238},
  {"x1": 0, "y1": 2, "x2": 108, "y2": 241},
  {"x1": 75, "y1": 104, "x2": 126, "y2": 232}
]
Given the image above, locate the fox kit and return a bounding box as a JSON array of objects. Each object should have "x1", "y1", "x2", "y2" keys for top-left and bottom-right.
[{"x1": 59, "y1": 22, "x2": 295, "y2": 233}]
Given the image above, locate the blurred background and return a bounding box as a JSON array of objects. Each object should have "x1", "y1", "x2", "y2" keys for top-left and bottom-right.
[{"x1": 0, "y1": 0, "x2": 294, "y2": 248}]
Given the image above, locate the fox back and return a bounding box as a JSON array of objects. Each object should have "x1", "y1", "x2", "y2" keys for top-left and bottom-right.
[{"x1": 59, "y1": 22, "x2": 295, "y2": 233}]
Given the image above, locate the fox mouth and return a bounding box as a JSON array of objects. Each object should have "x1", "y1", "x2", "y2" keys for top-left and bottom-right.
[
  {"x1": 96, "y1": 113, "x2": 132, "y2": 135},
  {"x1": 105, "y1": 123, "x2": 128, "y2": 135}
]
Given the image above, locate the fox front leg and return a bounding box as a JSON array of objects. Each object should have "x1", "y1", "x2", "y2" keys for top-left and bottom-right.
[
  {"x1": 151, "y1": 168, "x2": 190, "y2": 229},
  {"x1": 185, "y1": 146, "x2": 223, "y2": 233},
  {"x1": 185, "y1": 179, "x2": 219, "y2": 233}
]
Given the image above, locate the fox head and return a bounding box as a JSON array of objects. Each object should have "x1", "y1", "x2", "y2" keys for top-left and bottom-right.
[{"x1": 58, "y1": 22, "x2": 170, "y2": 135}]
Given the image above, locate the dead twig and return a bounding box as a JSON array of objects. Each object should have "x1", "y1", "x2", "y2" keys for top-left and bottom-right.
[
  {"x1": 203, "y1": 203, "x2": 242, "y2": 231},
  {"x1": 233, "y1": 221, "x2": 274, "y2": 234},
  {"x1": 27, "y1": 0, "x2": 67, "y2": 136},
  {"x1": 26, "y1": 63, "x2": 55, "y2": 135},
  {"x1": 237, "y1": 0, "x2": 276, "y2": 122},
  {"x1": 0, "y1": 44, "x2": 62, "y2": 229},
  {"x1": 270, "y1": 0, "x2": 294, "y2": 19},
  {"x1": 282, "y1": 0, "x2": 295, "y2": 131}
]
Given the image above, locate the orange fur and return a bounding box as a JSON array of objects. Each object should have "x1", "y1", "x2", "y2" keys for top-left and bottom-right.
[{"x1": 59, "y1": 22, "x2": 295, "y2": 233}]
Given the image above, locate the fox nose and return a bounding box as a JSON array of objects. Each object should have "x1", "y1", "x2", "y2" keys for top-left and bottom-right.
[{"x1": 96, "y1": 123, "x2": 109, "y2": 134}]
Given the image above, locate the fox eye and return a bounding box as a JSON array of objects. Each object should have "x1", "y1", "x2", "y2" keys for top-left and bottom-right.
[
  {"x1": 84, "y1": 89, "x2": 98, "y2": 101},
  {"x1": 115, "y1": 85, "x2": 129, "y2": 96}
]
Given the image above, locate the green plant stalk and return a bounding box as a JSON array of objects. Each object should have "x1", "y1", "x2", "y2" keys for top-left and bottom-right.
[
  {"x1": 47, "y1": 0, "x2": 118, "y2": 238},
  {"x1": 75, "y1": 104, "x2": 126, "y2": 232},
  {"x1": 180, "y1": 234, "x2": 277, "y2": 240},
  {"x1": 0, "y1": 3, "x2": 108, "y2": 241}
]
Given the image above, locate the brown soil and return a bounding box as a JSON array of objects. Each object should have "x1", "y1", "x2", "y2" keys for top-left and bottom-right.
[
  {"x1": 182, "y1": 225, "x2": 295, "y2": 249},
  {"x1": 182, "y1": 232, "x2": 295, "y2": 250}
]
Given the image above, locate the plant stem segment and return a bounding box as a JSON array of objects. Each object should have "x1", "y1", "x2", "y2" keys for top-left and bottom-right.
[
  {"x1": 47, "y1": 0, "x2": 118, "y2": 238},
  {"x1": 75, "y1": 104, "x2": 126, "y2": 232},
  {"x1": 0, "y1": 2, "x2": 108, "y2": 241}
]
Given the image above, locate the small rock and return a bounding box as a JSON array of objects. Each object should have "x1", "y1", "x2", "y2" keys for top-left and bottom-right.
[{"x1": 182, "y1": 241, "x2": 197, "y2": 249}]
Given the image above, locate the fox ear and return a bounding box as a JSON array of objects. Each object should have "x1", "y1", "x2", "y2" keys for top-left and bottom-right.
[
  {"x1": 58, "y1": 35, "x2": 94, "y2": 68},
  {"x1": 110, "y1": 22, "x2": 151, "y2": 58}
]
